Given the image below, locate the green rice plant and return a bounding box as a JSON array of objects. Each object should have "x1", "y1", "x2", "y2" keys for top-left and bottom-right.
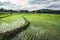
[
  {"x1": 0, "y1": 13, "x2": 60, "y2": 40},
  {"x1": 12, "y1": 14, "x2": 60, "y2": 40}
]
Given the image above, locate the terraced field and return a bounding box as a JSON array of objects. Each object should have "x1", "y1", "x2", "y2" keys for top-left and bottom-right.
[{"x1": 0, "y1": 14, "x2": 60, "y2": 40}]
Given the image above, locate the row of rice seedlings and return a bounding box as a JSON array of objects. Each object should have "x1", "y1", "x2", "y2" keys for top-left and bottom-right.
[{"x1": 12, "y1": 25, "x2": 60, "y2": 40}]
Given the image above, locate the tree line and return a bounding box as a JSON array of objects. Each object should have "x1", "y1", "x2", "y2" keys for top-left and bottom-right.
[{"x1": 0, "y1": 8, "x2": 60, "y2": 14}]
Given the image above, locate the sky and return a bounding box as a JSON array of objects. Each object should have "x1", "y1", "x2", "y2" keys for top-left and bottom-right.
[{"x1": 0, "y1": 0, "x2": 60, "y2": 11}]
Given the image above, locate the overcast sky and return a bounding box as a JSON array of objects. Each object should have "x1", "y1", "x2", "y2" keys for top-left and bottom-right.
[{"x1": 0, "y1": 0, "x2": 60, "y2": 11}]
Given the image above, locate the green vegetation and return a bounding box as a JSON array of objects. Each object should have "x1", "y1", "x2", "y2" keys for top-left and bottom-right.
[
  {"x1": 0, "y1": 13, "x2": 60, "y2": 40},
  {"x1": 0, "y1": 15, "x2": 25, "y2": 33}
]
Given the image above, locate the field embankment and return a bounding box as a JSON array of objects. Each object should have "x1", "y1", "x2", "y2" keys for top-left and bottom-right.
[{"x1": 0, "y1": 15, "x2": 30, "y2": 40}]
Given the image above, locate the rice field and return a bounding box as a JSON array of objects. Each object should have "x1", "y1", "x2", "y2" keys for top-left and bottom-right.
[
  {"x1": 0, "y1": 15, "x2": 25, "y2": 33},
  {"x1": 0, "y1": 13, "x2": 60, "y2": 40}
]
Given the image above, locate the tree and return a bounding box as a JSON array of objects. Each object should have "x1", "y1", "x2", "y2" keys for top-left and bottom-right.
[{"x1": 0, "y1": 8, "x2": 4, "y2": 12}]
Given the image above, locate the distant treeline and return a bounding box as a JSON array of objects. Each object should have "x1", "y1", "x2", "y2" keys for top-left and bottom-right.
[
  {"x1": 32, "y1": 9, "x2": 60, "y2": 14},
  {"x1": 0, "y1": 8, "x2": 60, "y2": 14}
]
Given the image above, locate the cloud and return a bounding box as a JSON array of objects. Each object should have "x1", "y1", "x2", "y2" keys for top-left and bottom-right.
[
  {"x1": 29, "y1": 0, "x2": 52, "y2": 4},
  {"x1": 45, "y1": 0, "x2": 60, "y2": 10},
  {"x1": 0, "y1": 0, "x2": 30, "y2": 10},
  {"x1": 0, "y1": 0, "x2": 60, "y2": 10},
  {"x1": 0, "y1": 1, "x2": 19, "y2": 10}
]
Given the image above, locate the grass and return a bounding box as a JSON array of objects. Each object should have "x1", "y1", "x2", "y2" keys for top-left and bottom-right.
[
  {"x1": 0, "y1": 15, "x2": 25, "y2": 33},
  {"x1": 12, "y1": 14, "x2": 60, "y2": 40},
  {"x1": 0, "y1": 13, "x2": 60, "y2": 40}
]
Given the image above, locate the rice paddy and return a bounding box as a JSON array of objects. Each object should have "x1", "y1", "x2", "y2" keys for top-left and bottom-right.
[{"x1": 0, "y1": 13, "x2": 60, "y2": 40}]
